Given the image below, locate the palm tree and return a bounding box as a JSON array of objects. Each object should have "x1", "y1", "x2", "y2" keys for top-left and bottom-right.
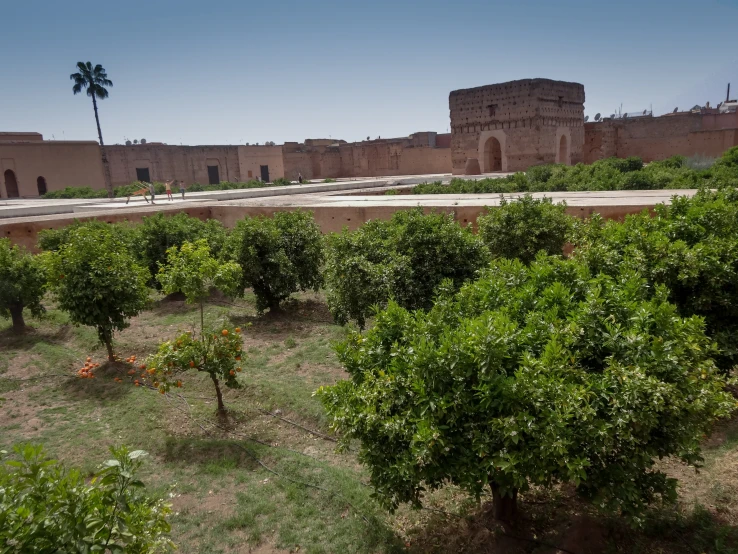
[{"x1": 70, "y1": 62, "x2": 114, "y2": 197}]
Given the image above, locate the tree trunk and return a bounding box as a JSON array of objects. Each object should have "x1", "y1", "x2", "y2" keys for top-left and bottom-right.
[
  {"x1": 91, "y1": 92, "x2": 114, "y2": 199},
  {"x1": 210, "y1": 373, "x2": 226, "y2": 416},
  {"x1": 9, "y1": 303, "x2": 25, "y2": 333},
  {"x1": 490, "y1": 482, "x2": 518, "y2": 523},
  {"x1": 101, "y1": 329, "x2": 115, "y2": 362}
]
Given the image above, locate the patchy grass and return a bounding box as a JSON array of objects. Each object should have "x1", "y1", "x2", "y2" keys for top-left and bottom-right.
[{"x1": 1, "y1": 291, "x2": 737, "y2": 553}]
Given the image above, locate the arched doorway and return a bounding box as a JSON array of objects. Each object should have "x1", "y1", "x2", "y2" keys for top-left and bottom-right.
[
  {"x1": 4, "y1": 170, "x2": 19, "y2": 198},
  {"x1": 558, "y1": 135, "x2": 568, "y2": 165},
  {"x1": 484, "y1": 137, "x2": 502, "y2": 172},
  {"x1": 37, "y1": 176, "x2": 48, "y2": 196}
]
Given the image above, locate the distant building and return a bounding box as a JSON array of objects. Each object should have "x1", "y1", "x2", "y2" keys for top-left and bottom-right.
[{"x1": 449, "y1": 78, "x2": 585, "y2": 174}]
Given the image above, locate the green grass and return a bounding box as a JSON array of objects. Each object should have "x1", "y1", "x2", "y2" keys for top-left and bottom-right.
[{"x1": 1, "y1": 290, "x2": 737, "y2": 553}]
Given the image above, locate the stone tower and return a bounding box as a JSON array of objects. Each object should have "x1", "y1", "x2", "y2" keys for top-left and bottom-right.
[{"x1": 449, "y1": 78, "x2": 585, "y2": 174}]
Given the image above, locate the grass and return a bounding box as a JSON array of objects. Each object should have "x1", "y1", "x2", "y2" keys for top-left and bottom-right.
[{"x1": 1, "y1": 291, "x2": 737, "y2": 553}]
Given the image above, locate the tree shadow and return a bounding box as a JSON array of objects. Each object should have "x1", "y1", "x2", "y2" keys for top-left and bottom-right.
[
  {"x1": 162, "y1": 436, "x2": 260, "y2": 471},
  {"x1": 228, "y1": 297, "x2": 336, "y2": 338},
  {"x1": 0, "y1": 323, "x2": 76, "y2": 352},
  {"x1": 60, "y1": 361, "x2": 134, "y2": 402}
]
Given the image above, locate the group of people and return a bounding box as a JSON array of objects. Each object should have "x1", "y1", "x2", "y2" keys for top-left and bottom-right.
[{"x1": 126, "y1": 179, "x2": 186, "y2": 205}]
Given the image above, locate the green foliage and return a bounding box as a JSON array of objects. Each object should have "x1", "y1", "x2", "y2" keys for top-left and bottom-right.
[
  {"x1": 134, "y1": 213, "x2": 227, "y2": 286},
  {"x1": 37, "y1": 219, "x2": 135, "y2": 253},
  {"x1": 324, "y1": 209, "x2": 489, "y2": 327},
  {"x1": 714, "y1": 146, "x2": 738, "y2": 170},
  {"x1": 0, "y1": 444, "x2": 173, "y2": 553},
  {"x1": 572, "y1": 186, "x2": 738, "y2": 370},
  {"x1": 156, "y1": 239, "x2": 241, "y2": 308},
  {"x1": 222, "y1": 211, "x2": 324, "y2": 312},
  {"x1": 147, "y1": 326, "x2": 245, "y2": 413},
  {"x1": 41, "y1": 186, "x2": 109, "y2": 199},
  {"x1": 0, "y1": 239, "x2": 46, "y2": 329},
  {"x1": 477, "y1": 195, "x2": 573, "y2": 263},
  {"x1": 413, "y1": 152, "x2": 738, "y2": 195},
  {"x1": 323, "y1": 178, "x2": 337, "y2": 183},
  {"x1": 318, "y1": 256, "x2": 736, "y2": 525},
  {"x1": 271, "y1": 177, "x2": 292, "y2": 186},
  {"x1": 41, "y1": 179, "x2": 276, "y2": 199},
  {"x1": 43, "y1": 226, "x2": 149, "y2": 358}
]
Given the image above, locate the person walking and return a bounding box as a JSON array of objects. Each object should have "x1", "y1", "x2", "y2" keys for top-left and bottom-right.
[
  {"x1": 298, "y1": 172, "x2": 303, "y2": 184},
  {"x1": 148, "y1": 182, "x2": 156, "y2": 204},
  {"x1": 164, "y1": 179, "x2": 174, "y2": 201},
  {"x1": 179, "y1": 180, "x2": 186, "y2": 199}
]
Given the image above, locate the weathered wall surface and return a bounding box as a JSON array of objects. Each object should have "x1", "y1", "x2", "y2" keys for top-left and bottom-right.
[
  {"x1": 449, "y1": 79, "x2": 585, "y2": 174},
  {"x1": 583, "y1": 112, "x2": 738, "y2": 163},
  {"x1": 238, "y1": 146, "x2": 285, "y2": 181},
  {"x1": 0, "y1": 142, "x2": 105, "y2": 198},
  {"x1": 282, "y1": 139, "x2": 451, "y2": 180},
  {"x1": 104, "y1": 145, "x2": 242, "y2": 186}
]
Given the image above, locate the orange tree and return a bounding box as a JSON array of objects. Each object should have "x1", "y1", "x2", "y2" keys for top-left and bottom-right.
[
  {"x1": 152, "y1": 239, "x2": 244, "y2": 415},
  {"x1": 44, "y1": 226, "x2": 149, "y2": 361},
  {"x1": 146, "y1": 326, "x2": 244, "y2": 415},
  {"x1": 156, "y1": 239, "x2": 241, "y2": 334},
  {"x1": 319, "y1": 256, "x2": 736, "y2": 524},
  {"x1": 0, "y1": 239, "x2": 46, "y2": 333}
]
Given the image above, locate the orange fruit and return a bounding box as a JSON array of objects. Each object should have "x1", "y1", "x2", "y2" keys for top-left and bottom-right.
[
  {"x1": 236, "y1": 367, "x2": 242, "y2": 372},
  {"x1": 139, "y1": 364, "x2": 146, "y2": 370},
  {"x1": 235, "y1": 327, "x2": 241, "y2": 333},
  {"x1": 221, "y1": 329, "x2": 229, "y2": 336},
  {"x1": 86, "y1": 357, "x2": 91, "y2": 362},
  {"x1": 189, "y1": 361, "x2": 195, "y2": 367},
  {"x1": 235, "y1": 356, "x2": 241, "y2": 361},
  {"x1": 176, "y1": 381, "x2": 182, "y2": 388},
  {"x1": 159, "y1": 388, "x2": 165, "y2": 394},
  {"x1": 229, "y1": 370, "x2": 235, "y2": 376}
]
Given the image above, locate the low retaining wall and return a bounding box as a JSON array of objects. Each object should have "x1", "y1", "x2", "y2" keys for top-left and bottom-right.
[{"x1": 2, "y1": 199, "x2": 659, "y2": 253}]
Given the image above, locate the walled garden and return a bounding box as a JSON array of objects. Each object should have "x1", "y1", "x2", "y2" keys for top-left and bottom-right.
[{"x1": 2, "y1": 152, "x2": 738, "y2": 553}]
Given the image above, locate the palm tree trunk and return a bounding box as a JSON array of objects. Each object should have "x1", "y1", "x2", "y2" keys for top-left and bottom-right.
[{"x1": 91, "y1": 92, "x2": 114, "y2": 199}]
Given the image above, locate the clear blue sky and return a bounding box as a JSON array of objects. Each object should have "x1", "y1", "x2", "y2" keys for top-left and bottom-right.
[{"x1": 1, "y1": 0, "x2": 736, "y2": 145}]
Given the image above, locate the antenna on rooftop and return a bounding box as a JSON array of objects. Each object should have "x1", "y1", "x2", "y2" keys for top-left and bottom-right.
[
  {"x1": 673, "y1": 107, "x2": 678, "y2": 113},
  {"x1": 141, "y1": 138, "x2": 146, "y2": 144},
  {"x1": 584, "y1": 115, "x2": 589, "y2": 122},
  {"x1": 594, "y1": 113, "x2": 601, "y2": 121},
  {"x1": 643, "y1": 109, "x2": 647, "y2": 115},
  {"x1": 728, "y1": 83, "x2": 731, "y2": 103}
]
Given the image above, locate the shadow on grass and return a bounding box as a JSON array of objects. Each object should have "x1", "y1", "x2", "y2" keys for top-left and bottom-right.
[
  {"x1": 614, "y1": 504, "x2": 738, "y2": 554},
  {"x1": 228, "y1": 298, "x2": 337, "y2": 336},
  {"x1": 0, "y1": 323, "x2": 76, "y2": 352},
  {"x1": 162, "y1": 436, "x2": 261, "y2": 472},
  {"x1": 60, "y1": 361, "x2": 134, "y2": 402}
]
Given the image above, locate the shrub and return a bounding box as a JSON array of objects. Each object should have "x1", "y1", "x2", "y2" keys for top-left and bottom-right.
[
  {"x1": 477, "y1": 195, "x2": 573, "y2": 263},
  {"x1": 0, "y1": 444, "x2": 173, "y2": 553},
  {"x1": 318, "y1": 256, "x2": 735, "y2": 524},
  {"x1": 42, "y1": 186, "x2": 108, "y2": 199},
  {"x1": 133, "y1": 213, "x2": 227, "y2": 286},
  {"x1": 44, "y1": 225, "x2": 149, "y2": 361},
  {"x1": 156, "y1": 239, "x2": 241, "y2": 332},
  {"x1": 572, "y1": 187, "x2": 738, "y2": 370},
  {"x1": 0, "y1": 239, "x2": 46, "y2": 332},
  {"x1": 413, "y1": 151, "x2": 738, "y2": 195},
  {"x1": 146, "y1": 326, "x2": 245, "y2": 415},
  {"x1": 324, "y1": 209, "x2": 489, "y2": 327},
  {"x1": 714, "y1": 145, "x2": 738, "y2": 170},
  {"x1": 222, "y1": 211, "x2": 324, "y2": 312},
  {"x1": 271, "y1": 177, "x2": 292, "y2": 186}
]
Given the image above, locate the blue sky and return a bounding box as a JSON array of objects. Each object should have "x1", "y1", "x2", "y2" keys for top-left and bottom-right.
[{"x1": 1, "y1": 0, "x2": 736, "y2": 145}]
